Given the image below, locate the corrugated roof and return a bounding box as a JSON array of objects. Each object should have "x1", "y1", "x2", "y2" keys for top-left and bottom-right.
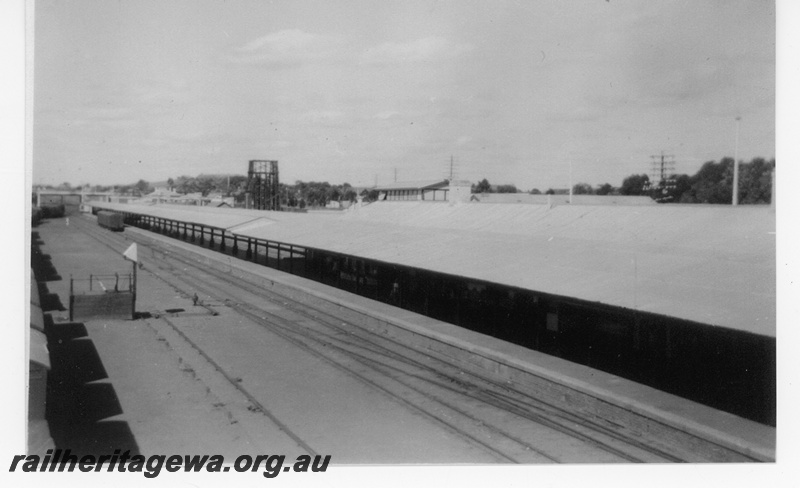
[
  {"x1": 374, "y1": 179, "x2": 449, "y2": 191},
  {"x1": 101, "y1": 203, "x2": 285, "y2": 230},
  {"x1": 96, "y1": 202, "x2": 775, "y2": 337}
]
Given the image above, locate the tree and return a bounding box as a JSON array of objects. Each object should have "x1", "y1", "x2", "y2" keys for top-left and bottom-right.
[
  {"x1": 175, "y1": 175, "x2": 196, "y2": 194},
  {"x1": 135, "y1": 179, "x2": 151, "y2": 195},
  {"x1": 195, "y1": 176, "x2": 217, "y2": 197},
  {"x1": 572, "y1": 183, "x2": 594, "y2": 195},
  {"x1": 545, "y1": 188, "x2": 555, "y2": 195},
  {"x1": 619, "y1": 174, "x2": 650, "y2": 196},
  {"x1": 342, "y1": 187, "x2": 358, "y2": 202},
  {"x1": 363, "y1": 189, "x2": 380, "y2": 202},
  {"x1": 683, "y1": 158, "x2": 733, "y2": 204},
  {"x1": 227, "y1": 175, "x2": 248, "y2": 196},
  {"x1": 738, "y1": 158, "x2": 774, "y2": 204},
  {"x1": 595, "y1": 183, "x2": 615, "y2": 195},
  {"x1": 529, "y1": 188, "x2": 542, "y2": 195},
  {"x1": 495, "y1": 184, "x2": 518, "y2": 193},
  {"x1": 472, "y1": 178, "x2": 491, "y2": 194},
  {"x1": 654, "y1": 174, "x2": 691, "y2": 203}
]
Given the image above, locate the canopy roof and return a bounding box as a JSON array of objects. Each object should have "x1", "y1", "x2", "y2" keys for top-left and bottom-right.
[{"x1": 96, "y1": 201, "x2": 776, "y2": 337}]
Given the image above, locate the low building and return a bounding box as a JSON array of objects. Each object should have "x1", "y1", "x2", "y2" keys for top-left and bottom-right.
[
  {"x1": 375, "y1": 180, "x2": 450, "y2": 201},
  {"x1": 143, "y1": 188, "x2": 182, "y2": 204}
]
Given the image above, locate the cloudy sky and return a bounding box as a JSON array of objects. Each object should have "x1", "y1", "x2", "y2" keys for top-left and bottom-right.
[{"x1": 32, "y1": 0, "x2": 775, "y2": 191}]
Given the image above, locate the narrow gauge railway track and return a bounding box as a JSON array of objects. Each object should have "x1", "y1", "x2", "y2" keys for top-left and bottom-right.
[{"x1": 72, "y1": 215, "x2": 745, "y2": 462}]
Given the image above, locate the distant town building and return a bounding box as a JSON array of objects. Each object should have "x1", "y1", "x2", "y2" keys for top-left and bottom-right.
[{"x1": 374, "y1": 180, "x2": 450, "y2": 201}]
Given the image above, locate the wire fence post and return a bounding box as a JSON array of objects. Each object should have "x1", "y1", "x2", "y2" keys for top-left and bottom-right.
[{"x1": 69, "y1": 275, "x2": 74, "y2": 322}]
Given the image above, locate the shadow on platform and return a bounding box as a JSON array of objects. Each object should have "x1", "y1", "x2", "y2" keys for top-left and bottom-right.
[
  {"x1": 33, "y1": 225, "x2": 140, "y2": 455},
  {"x1": 37, "y1": 281, "x2": 66, "y2": 312},
  {"x1": 32, "y1": 230, "x2": 66, "y2": 311},
  {"x1": 44, "y1": 316, "x2": 141, "y2": 456},
  {"x1": 31, "y1": 230, "x2": 62, "y2": 282}
]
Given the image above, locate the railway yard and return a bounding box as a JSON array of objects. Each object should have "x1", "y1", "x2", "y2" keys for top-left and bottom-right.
[{"x1": 29, "y1": 211, "x2": 775, "y2": 465}]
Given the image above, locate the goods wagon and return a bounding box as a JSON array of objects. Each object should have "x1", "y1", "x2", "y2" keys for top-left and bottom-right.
[{"x1": 97, "y1": 211, "x2": 124, "y2": 231}]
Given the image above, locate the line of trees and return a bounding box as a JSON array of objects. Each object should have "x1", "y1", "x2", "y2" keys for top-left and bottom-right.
[
  {"x1": 471, "y1": 178, "x2": 519, "y2": 194},
  {"x1": 165, "y1": 175, "x2": 362, "y2": 208},
  {"x1": 36, "y1": 180, "x2": 154, "y2": 195},
  {"x1": 287, "y1": 181, "x2": 360, "y2": 208},
  {"x1": 616, "y1": 157, "x2": 774, "y2": 204},
  {"x1": 549, "y1": 157, "x2": 774, "y2": 204},
  {"x1": 167, "y1": 175, "x2": 248, "y2": 197}
]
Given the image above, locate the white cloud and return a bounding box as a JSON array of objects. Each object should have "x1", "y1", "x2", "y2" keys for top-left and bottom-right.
[
  {"x1": 299, "y1": 110, "x2": 347, "y2": 124},
  {"x1": 230, "y1": 29, "x2": 341, "y2": 65},
  {"x1": 374, "y1": 111, "x2": 400, "y2": 120},
  {"x1": 136, "y1": 79, "x2": 192, "y2": 105},
  {"x1": 360, "y1": 37, "x2": 473, "y2": 65}
]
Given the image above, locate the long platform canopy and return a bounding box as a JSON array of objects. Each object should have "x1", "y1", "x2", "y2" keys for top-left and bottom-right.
[{"x1": 95, "y1": 201, "x2": 776, "y2": 337}]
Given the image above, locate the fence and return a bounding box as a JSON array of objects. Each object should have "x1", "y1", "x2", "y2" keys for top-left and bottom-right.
[{"x1": 69, "y1": 274, "x2": 135, "y2": 321}]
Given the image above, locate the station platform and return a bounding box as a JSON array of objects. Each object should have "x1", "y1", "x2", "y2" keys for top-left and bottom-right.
[
  {"x1": 31, "y1": 216, "x2": 775, "y2": 462},
  {"x1": 31, "y1": 219, "x2": 290, "y2": 458}
]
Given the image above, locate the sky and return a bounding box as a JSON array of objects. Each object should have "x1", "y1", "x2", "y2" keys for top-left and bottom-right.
[{"x1": 31, "y1": 0, "x2": 775, "y2": 191}]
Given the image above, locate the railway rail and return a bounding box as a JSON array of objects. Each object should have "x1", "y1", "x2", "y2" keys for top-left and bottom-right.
[{"x1": 70, "y1": 214, "x2": 759, "y2": 463}]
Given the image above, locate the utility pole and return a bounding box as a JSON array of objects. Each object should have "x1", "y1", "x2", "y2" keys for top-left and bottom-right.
[
  {"x1": 733, "y1": 116, "x2": 741, "y2": 206},
  {"x1": 649, "y1": 151, "x2": 676, "y2": 202},
  {"x1": 449, "y1": 155, "x2": 454, "y2": 180},
  {"x1": 394, "y1": 168, "x2": 397, "y2": 183},
  {"x1": 650, "y1": 151, "x2": 676, "y2": 186},
  {"x1": 568, "y1": 160, "x2": 573, "y2": 204}
]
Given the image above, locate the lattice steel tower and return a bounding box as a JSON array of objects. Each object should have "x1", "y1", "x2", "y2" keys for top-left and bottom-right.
[
  {"x1": 647, "y1": 151, "x2": 676, "y2": 201},
  {"x1": 246, "y1": 160, "x2": 280, "y2": 211}
]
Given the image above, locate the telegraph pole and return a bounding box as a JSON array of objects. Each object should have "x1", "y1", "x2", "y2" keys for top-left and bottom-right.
[
  {"x1": 568, "y1": 160, "x2": 573, "y2": 204},
  {"x1": 649, "y1": 151, "x2": 676, "y2": 201},
  {"x1": 732, "y1": 116, "x2": 741, "y2": 205},
  {"x1": 650, "y1": 151, "x2": 675, "y2": 186},
  {"x1": 450, "y1": 155, "x2": 454, "y2": 180}
]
